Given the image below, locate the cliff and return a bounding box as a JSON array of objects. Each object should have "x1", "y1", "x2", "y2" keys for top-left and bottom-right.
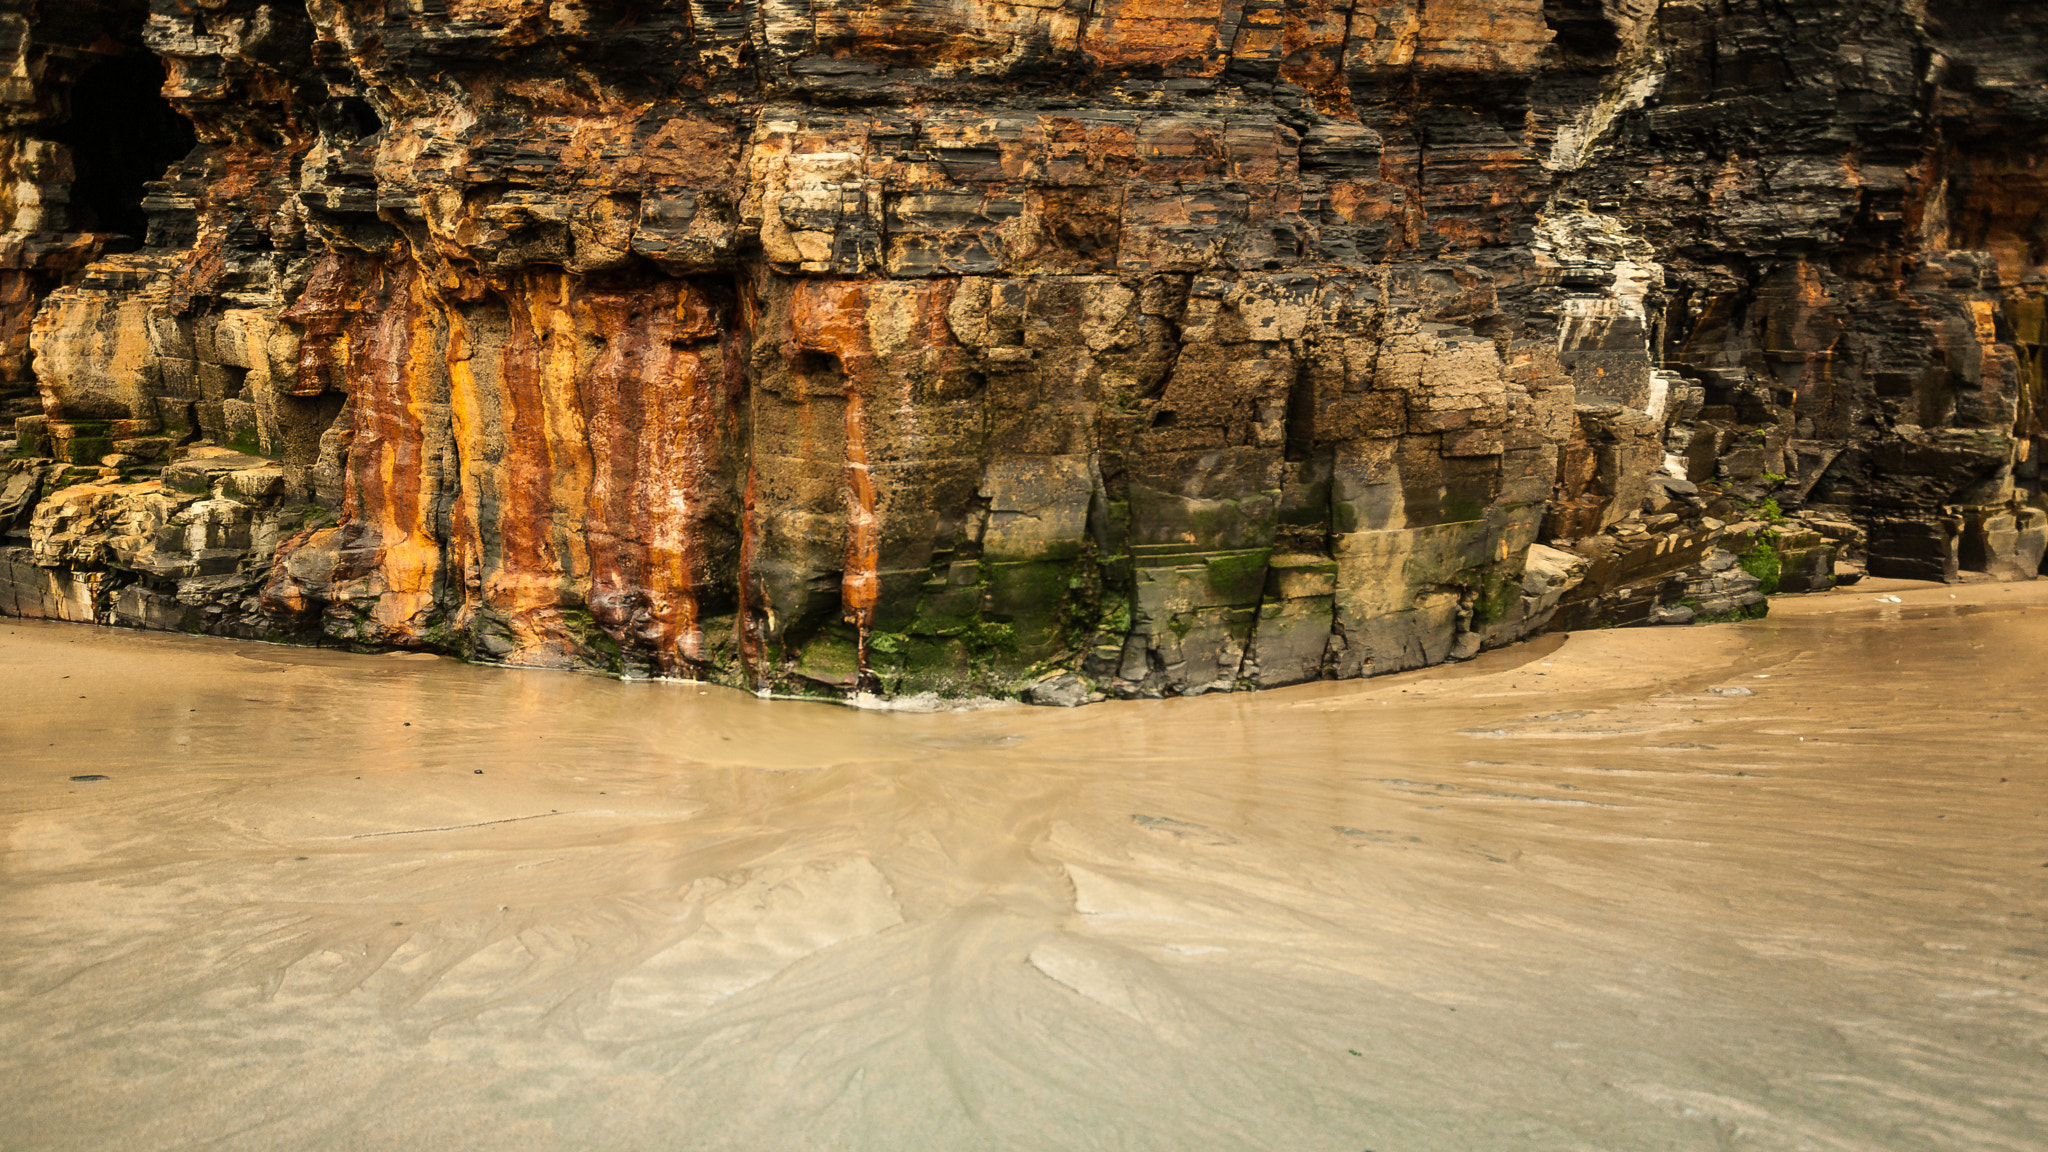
[{"x1": 1, "y1": 0, "x2": 2043, "y2": 701}]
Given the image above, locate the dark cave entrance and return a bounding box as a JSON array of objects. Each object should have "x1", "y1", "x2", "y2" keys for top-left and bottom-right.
[
  {"x1": 1544, "y1": 0, "x2": 1622, "y2": 66},
  {"x1": 48, "y1": 52, "x2": 197, "y2": 249}
]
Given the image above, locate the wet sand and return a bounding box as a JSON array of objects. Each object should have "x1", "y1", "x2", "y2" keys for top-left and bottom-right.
[{"x1": 3, "y1": 581, "x2": 2045, "y2": 1151}]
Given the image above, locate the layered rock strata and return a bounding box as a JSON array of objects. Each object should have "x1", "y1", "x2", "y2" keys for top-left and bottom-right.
[{"x1": 2, "y1": 0, "x2": 2044, "y2": 700}]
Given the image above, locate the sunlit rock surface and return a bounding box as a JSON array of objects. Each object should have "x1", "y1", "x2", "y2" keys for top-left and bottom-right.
[{"x1": 1, "y1": 0, "x2": 2044, "y2": 700}]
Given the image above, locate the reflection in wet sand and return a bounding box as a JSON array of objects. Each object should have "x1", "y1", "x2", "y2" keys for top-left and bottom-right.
[{"x1": 2, "y1": 581, "x2": 2044, "y2": 1151}]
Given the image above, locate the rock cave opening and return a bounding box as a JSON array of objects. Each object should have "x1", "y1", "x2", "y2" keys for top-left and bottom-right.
[
  {"x1": 48, "y1": 51, "x2": 196, "y2": 249},
  {"x1": 316, "y1": 94, "x2": 383, "y2": 144},
  {"x1": 1544, "y1": 0, "x2": 1623, "y2": 65}
]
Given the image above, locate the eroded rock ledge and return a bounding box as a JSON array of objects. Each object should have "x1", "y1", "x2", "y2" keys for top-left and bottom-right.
[{"x1": 1, "y1": 1, "x2": 2043, "y2": 701}]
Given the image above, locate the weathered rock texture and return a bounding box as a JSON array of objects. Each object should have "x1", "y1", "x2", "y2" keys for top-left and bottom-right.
[{"x1": 2, "y1": 0, "x2": 2044, "y2": 700}]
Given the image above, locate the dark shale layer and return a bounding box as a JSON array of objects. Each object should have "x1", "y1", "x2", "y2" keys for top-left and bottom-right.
[{"x1": 0, "y1": 0, "x2": 2043, "y2": 701}]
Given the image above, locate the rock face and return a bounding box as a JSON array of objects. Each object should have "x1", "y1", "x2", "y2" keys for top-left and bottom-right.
[{"x1": 1, "y1": 0, "x2": 2044, "y2": 699}]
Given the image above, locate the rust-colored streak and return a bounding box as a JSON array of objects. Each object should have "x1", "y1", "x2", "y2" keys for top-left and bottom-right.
[
  {"x1": 787, "y1": 279, "x2": 881, "y2": 676},
  {"x1": 731, "y1": 274, "x2": 766, "y2": 684},
  {"x1": 288, "y1": 257, "x2": 745, "y2": 673},
  {"x1": 576, "y1": 280, "x2": 726, "y2": 675},
  {"x1": 842, "y1": 386, "x2": 882, "y2": 625},
  {"x1": 440, "y1": 301, "x2": 486, "y2": 634},
  {"x1": 737, "y1": 461, "x2": 764, "y2": 682},
  {"x1": 335, "y1": 257, "x2": 441, "y2": 636},
  {"x1": 489, "y1": 270, "x2": 583, "y2": 658}
]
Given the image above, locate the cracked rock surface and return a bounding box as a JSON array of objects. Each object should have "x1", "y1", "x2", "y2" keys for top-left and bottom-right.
[{"x1": 0, "y1": 0, "x2": 2043, "y2": 701}]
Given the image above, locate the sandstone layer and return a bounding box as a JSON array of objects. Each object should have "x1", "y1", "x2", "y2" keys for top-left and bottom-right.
[{"x1": 2, "y1": 0, "x2": 2044, "y2": 700}]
